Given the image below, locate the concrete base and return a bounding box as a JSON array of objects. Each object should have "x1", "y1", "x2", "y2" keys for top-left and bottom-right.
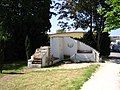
[{"x1": 28, "y1": 59, "x2": 41, "y2": 68}]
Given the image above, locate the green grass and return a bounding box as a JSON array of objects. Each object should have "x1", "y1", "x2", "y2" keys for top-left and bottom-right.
[
  {"x1": 70, "y1": 64, "x2": 99, "y2": 90},
  {"x1": 0, "y1": 61, "x2": 26, "y2": 78},
  {"x1": 0, "y1": 64, "x2": 99, "y2": 90}
]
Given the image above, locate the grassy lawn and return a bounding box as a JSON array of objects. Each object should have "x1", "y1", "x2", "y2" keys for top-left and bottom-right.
[{"x1": 0, "y1": 64, "x2": 99, "y2": 90}]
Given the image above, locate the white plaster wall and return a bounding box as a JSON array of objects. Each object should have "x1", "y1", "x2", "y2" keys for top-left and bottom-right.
[
  {"x1": 50, "y1": 36, "x2": 99, "y2": 62},
  {"x1": 50, "y1": 37, "x2": 64, "y2": 59},
  {"x1": 77, "y1": 41, "x2": 92, "y2": 51},
  {"x1": 58, "y1": 37, "x2": 64, "y2": 59},
  {"x1": 76, "y1": 40, "x2": 99, "y2": 62},
  {"x1": 71, "y1": 53, "x2": 95, "y2": 62},
  {"x1": 63, "y1": 37, "x2": 77, "y2": 56},
  {"x1": 77, "y1": 41, "x2": 96, "y2": 61},
  {"x1": 50, "y1": 37, "x2": 60, "y2": 58}
]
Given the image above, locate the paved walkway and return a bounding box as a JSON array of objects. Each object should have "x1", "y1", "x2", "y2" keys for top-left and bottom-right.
[{"x1": 81, "y1": 63, "x2": 120, "y2": 90}]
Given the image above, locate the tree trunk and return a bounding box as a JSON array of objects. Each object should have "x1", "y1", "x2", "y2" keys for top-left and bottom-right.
[
  {"x1": 97, "y1": 31, "x2": 101, "y2": 52},
  {"x1": 90, "y1": 12, "x2": 93, "y2": 33},
  {"x1": 25, "y1": 35, "x2": 32, "y2": 60}
]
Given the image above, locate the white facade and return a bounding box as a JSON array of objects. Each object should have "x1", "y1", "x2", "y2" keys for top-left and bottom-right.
[
  {"x1": 63, "y1": 37, "x2": 77, "y2": 56},
  {"x1": 50, "y1": 36, "x2": 99, "y2": 62},
  {"x1": 28, "y1": 36, "x2": 100, "y2": 68},
  {"x1": 50, "y1": 37, "x2": 64, "y2": 59}
]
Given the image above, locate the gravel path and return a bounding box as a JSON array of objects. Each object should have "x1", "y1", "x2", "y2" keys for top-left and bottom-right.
[{"x1": 81, "y1": 63, "x2": 120, "y2": 90}]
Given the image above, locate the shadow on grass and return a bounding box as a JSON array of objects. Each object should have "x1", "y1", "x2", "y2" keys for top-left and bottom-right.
[
  {"x1": 44, "y1": 60, "x2": 67, "y2": 68},
  {"x1": 2, "y1": 72, "x2": 25, "y2": 74},
  {"x1": 0, "y1": 61, "x2": 27, "y2": 76},
  {"x1": 44, "y1": 60, "x2": 94, "y2": 68},
  {"x1": 3, "y1": 62, "x2": 26, "y2": 71}
]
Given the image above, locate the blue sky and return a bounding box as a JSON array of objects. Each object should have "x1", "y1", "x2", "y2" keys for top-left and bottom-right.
[
  {"x1": 109, "y1": 28, "x2": 120, "y2": 36},
  {"x1": 50, "y1": 13, "x2": 120, "y2": 36}
]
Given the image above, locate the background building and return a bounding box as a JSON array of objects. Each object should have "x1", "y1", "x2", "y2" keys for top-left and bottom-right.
[
  {"x1": 110, "y1": 35, "x2": 120, "y2": 42},
  {"x1": 49, "y1": 32, "x2": 86, "y2": 38}
]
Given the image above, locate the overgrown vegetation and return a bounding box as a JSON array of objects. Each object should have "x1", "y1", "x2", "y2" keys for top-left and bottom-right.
[{"x1": 0, "y1": 64, "x2": 99, "y2": 90}]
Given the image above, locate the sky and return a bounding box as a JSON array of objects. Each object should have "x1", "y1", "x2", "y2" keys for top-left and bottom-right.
[
  {"x1": 49, "y1": 15, "x2": 120, "y2": 36},
  {"x1": 109, "y1": 28, "x2": 120, "y2": 36},
  {"x1": 49, "y1": 15, "x2": 90, "y2": 34}
]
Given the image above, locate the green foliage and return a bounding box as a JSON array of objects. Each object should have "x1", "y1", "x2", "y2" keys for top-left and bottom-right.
[
  {"x1": 3, "y1": 61, "x2": 26, "y2": 71},
  {"x1": 0, "y1": 22, "x2": 9, "y2": 73},
  {"x1": 54, "y1": 0, "x2": 108, "y2": 32},
  {"x1": 0, "y1": 61, "x2": 26, "y2": 77},
  {"x1": 75, "y1": 31, "x2": 110, "y2": 57},
  {"x1": 99, "y1": 32, "x2": 110, "y2": 57},
  {"x1": 79, "y1": 31, "x2": 97, "y2": 49},
  {"x1": 0, "y1": 0, "x2": 52, "y2": 62},
  {"x1": 54, "y1": 0, "x2": 110, "y2": 52},
  {"x1": 56, "y1": 29, "x2": 65, "y2": 33},
  {"x1": 104, "y1": 0, "x2": 120, "y2": 31}
]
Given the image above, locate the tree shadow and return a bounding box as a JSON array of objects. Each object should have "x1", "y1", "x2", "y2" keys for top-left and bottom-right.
[
  {"x1": 2, "y1": 72, "x2": 25, "y2": 75},
  {"x1": 3, "y1": 63, "x2": 26, "y2": 71}
]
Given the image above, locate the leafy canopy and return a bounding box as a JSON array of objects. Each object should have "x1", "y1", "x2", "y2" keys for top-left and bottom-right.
[
  {"x1": 104, "y1": 0, "x2": 120, "y2": 31},
  {"x1": 54, "y1": 0, "x2": 110, "y2": 33}
]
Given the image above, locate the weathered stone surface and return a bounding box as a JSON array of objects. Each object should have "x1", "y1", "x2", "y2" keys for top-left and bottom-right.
[
  {"x1": 33, "y1": 48, "x2": 41, "y2": 60},
  {"x1": 28, "y1": 46, "x2": 50, "y2": 68}
]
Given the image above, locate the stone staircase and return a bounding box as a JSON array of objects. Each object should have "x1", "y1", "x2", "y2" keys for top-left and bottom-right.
[{"x1": 28, "y1": 46, "x2": 50, "y2": 68}]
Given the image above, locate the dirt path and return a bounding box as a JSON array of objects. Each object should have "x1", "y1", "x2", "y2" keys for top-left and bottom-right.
[
  {"x1": 56, "y1": 63, "x2": 92, "y2": 69},
  {"x1": 81, "y1": 63, "x2": 120, "y2": 90},
  {"x1": 32, "y1": 63, "x2": 93, "y2": 71}
]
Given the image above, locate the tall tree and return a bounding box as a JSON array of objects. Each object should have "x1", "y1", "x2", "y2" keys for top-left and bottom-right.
[
  {"x1": 55, "y1": 0, "x2": 104, "y2": 50},
  {"x1": 54, "y1": 0, "x2": 111, "y2": 56},
  {"x1": 0, "y1": 0, "x2": 52, "y2": 61},
  {"x1": 0, "y1": 22, "x2": 9, "y2": 73}
]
